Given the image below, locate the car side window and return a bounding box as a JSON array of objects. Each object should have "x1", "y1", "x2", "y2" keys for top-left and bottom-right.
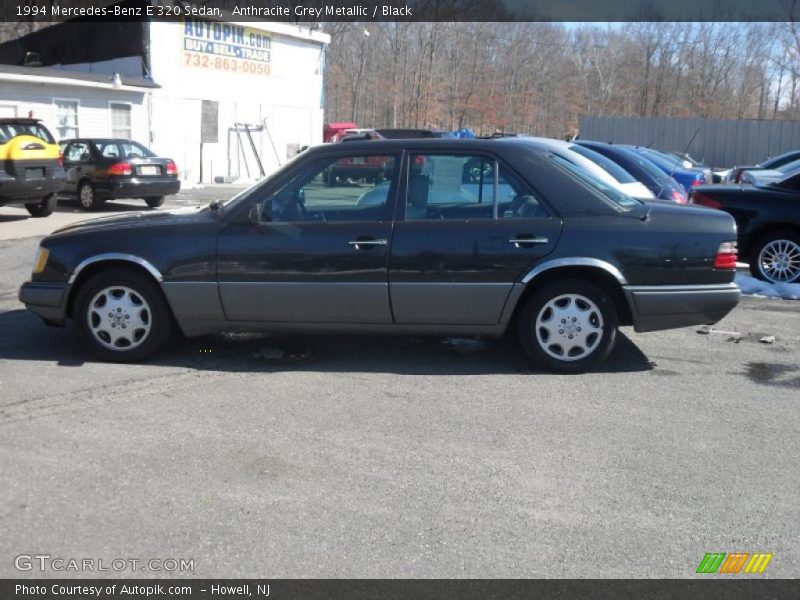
[
  {"x1": 96, "y1": 142, "x2": 121, "y2": 159},
  {"x1": 65, "y1": 142, "x2": 90, "y2": 163},
  {"x1": 261, "y1": 154, "x2": 397, "y2": 223},
  {"x1": 407, "y1": 153, "x2": 547, "y2": 220}
]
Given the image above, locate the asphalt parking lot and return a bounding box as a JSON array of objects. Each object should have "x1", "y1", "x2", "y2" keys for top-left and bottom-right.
[{"x1": 0, "y1": 189, "x2": 798, "y2": 578}]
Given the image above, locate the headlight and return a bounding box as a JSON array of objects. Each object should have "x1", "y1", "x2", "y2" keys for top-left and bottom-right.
[{"x1": 32, "y1": 247, "x2": 49, "y2": 274}]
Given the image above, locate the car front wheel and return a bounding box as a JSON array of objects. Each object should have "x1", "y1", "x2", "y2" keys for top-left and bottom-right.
[
  {"x1": 74, "y1": 268, "x2": 173, "y2": 362},
  {"x1": 25, "y1": 194, "x2": 57, "y2": 217},
  {"x1": 751, "y1": 230, "x2": 800, "y2": 284},
  {"x1": 517, "y1": 280, "x2": 618, "y2": 373}
]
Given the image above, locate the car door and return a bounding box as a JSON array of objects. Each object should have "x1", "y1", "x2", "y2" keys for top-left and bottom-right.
[
  {"x1": 216, "y1": 151, "x2": 400, "y2": 323},
  {"x1": 61, "y1": 140, "x2": 92, "y2": 195},
  {"x1": 388, "y1": 151, "x2": 562, "y2": 325}
]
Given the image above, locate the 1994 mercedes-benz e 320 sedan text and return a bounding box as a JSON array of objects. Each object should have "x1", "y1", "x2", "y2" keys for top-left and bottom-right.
[{"x1": 20, "y1": 138, "x2": 741, "y2": 373}]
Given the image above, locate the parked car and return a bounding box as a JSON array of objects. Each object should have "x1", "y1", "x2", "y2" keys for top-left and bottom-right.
[
  {"x1": 689, "y1": 171, "x2": 800, "y2": 283},
  {"x1": 327, "y1": 131, "x2": 393, "y2": 185},
  {"x1": 738, "y1": 158, "x2": 800, "y2": 186},
  {"x1": 520, "y1": 137, "x2": 654, "y2": 200},
  {"x1": 725, "y1": 149, "x2": 800, "y2": 184},
  {"x1": 58, "y1": 139, "x2": 180, "y2": 211},
  {"x1": 576, "y1": 141, "x2": 688, "y2": 203},
  {"x1": 374, "y1": 128, "x2": 455, "y2": 139},
  {"x1": 20, "y1": 138, "x2": 740, "y2": 373},
  {"x1": 664, "y1": 151, "x2": 705, "y2": 170},
  {"x1": 0, "y1": 118, "x2": 65, "y2": 217},
  {"x1": 628, "y1": 147, "x2": 710, "y2": 191}
]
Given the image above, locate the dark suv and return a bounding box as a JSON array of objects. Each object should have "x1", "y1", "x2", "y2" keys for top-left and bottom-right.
[{"x1": 19, "y1": 138, "x2": 740, "y2": 373}]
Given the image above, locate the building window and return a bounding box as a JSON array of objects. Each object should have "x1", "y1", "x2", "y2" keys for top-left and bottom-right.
[
  {"x1": 55, "y1": 100, "x2": 78, "y2": 139},
  {"x1": 110, "y1": 103, "x2": 132, "y2": 139}
]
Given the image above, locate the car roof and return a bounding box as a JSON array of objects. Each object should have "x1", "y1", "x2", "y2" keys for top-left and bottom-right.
[
  {"x1": 316, "y1": 137, "x2": 547, "y2": 153},
  {"x1": 0, "y1": 117, "x2": 43, "y2": 123}
]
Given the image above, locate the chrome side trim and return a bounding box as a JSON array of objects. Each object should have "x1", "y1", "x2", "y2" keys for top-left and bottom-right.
[
  {"x1": 68, "y1": 253, "x2": 164, "y2": 284},
  {"x1": 624, "y1": 282, "x2": 739, "y2": 292},
  {"x1": 520, "y1": 257, "x2": 627, "y2": 285}
]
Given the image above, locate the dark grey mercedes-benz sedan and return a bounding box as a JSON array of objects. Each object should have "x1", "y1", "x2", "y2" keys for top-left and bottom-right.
[{"x1": 19, "y1": 138, "x2": 740, "y2": 373}]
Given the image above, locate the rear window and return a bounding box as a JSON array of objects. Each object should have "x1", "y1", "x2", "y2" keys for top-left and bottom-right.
[
  {"x1": 549, "y1": 153, "x2": 641, "y2": 209},
  {"x1": 775, "y1": 158, "x2": 800, "y2": 174},
  {"x1": 570, "y1": 145, "x2": 636, "y2": 184},
  {"x1": 0, "y1": 122, "x2": 55, "y2": 144}
]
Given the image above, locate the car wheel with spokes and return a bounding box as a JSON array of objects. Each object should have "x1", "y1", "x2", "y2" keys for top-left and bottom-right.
[
  {"x1": 518, "y1": 279, "x2": 618, "y2": 373},
  {"x1": 78, "y1": 180, "x2": 102, "y2": 211},
  {"x1": 751, "y1": 231, "x2": 800, "y2": 284},
  {"x1": 74, "y1": 268, "x2": 173, "y2": 362}
]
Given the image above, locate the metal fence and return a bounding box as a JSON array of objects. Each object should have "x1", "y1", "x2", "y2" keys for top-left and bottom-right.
[{"x1": 578, "y1": 116, "x2": 800, "y2": 169}]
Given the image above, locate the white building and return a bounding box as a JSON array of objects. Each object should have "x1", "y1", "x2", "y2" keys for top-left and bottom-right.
[{"x1": 0, "y1": 18, "x2": 329, "y2": 185}]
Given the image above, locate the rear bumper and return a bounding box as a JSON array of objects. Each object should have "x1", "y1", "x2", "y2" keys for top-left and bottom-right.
[
  {"x1": 624, "y1": 282, "x2": 741, "y2": 333},
  {"x1": 0, "y1": 167, "x2": 65, "y2": 205},
  {"x1": 19, "y1": 281, "x2": 69, "y2": 326},
  {"x1": 97, "y1": 177, "x2": 181, "y2": 199}
]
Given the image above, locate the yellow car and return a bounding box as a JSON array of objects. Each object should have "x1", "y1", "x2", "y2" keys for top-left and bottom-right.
[{"x1": 0, "y1": 118, "x2": 65, "y2": 217}]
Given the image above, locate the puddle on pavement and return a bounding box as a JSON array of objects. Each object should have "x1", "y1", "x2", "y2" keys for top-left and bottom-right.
[{"x1": 744, "y1": 362, "x2": 800, "y2": 389}]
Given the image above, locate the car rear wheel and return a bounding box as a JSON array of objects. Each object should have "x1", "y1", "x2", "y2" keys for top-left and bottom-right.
[
  {"x1": 145, "y1": 196, "x2": 165, "y2": 208},
  {"x1": 751, "y1": 230, "x2": 800, "y2": 284},
  {"x1": 78, "y1": 181, "x2": 102, "y2": 211},
  {"x1": 517, "y1": 280, "x2": 618, "y2": 373},
  {"x1": 25, "y1": 194, "x2": 57, "y2": 218},
  {"x1": 74, "y1": 268, "x2": 173, "y2": 362}
]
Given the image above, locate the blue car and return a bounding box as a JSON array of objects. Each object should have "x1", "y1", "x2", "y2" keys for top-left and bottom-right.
[
  {"x1": 628, "y1": 146, "x2": 709, "y2": 192},
  {"x1": 576, "y1": 141, "x2": 688, "y2": 203}
]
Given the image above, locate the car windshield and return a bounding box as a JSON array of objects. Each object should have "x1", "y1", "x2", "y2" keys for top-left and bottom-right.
[
  {"x1": 549, "y1": 153, "x2": 641, "y2": 209},
  {"x1": 636, "y1": 148, "x2": 683, "y2": 172},
  {"x1": 0, "y1": 121, "x2": 55, "y2": 144},
  {"x1": 570, "y1": 145, "x2": 637, "y2": 183},
  {"x1": 772, "y1": 170, "x2": 800, "y2": 191}
]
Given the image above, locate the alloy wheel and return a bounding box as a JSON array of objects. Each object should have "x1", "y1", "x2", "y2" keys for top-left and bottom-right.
[
  {"x1": 80, "y1": 184, "x2": 94, "y2": 209},
  {"x1": 535, "y1": 293, "x2": 604, "y2": 362},
  {"x1": 758, "y1": 239, "x2": 800, "y2": 283},
  {"x1": 87, "y1": 286, "x2": 152, "y2": 351}
]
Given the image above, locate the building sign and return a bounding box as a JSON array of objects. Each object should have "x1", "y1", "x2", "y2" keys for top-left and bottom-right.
[{"x1": 182, "y1": 18, "x2": 271, "y2": 76}]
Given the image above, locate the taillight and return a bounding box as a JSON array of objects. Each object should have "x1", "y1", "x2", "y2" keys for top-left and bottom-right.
[
  {"x1": 691, "y1": 177, "x2": 702, "y2": 187},
  {"x1": 714, "y1": 241, "x2": 738, "y2": 270},
  {"x1": 690, "y1": 192, "x2": 722, "y2": 209},
  {"x1": 107, "y1": 162, "x2": 132, "y2": 176},
  {"x1": 414, "y1": 156, "x2": 426, "y2": 165},
  {"x1": 57, "y1": 150, "x2": 63, "y2": 167},
  {"x1": 671, "y1": 189, "x2": 687, "y2": 204},
  {"x1": 166, "y1": 161, "x2": 178, "y2": 176}
]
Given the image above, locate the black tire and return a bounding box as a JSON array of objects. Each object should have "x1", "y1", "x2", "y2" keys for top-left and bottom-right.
[
  {"x1": 517, "y1": 279, "x2": 618, "y2": 374},
  {"x1": 749, "y1": 229, "x2": 800, "y2": 284},
  {"x1": 73, "y1": 268, "x2": 173, "y2": 362},
  {"x1": 145, "y1": 196, "x2": 165, "y2": 208},
  {"x1": 78, "y1": 180, "x2": 102, "y2": 211},
  {"x1": 25, "y1": 194, "x2": 57, "y2": 218}
]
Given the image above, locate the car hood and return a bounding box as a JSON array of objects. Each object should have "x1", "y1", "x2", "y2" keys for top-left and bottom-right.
[{"x1": 49, "y1": 206, "x2": 209, "y2": 238}]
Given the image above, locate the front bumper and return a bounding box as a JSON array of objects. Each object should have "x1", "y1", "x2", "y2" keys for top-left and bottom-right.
[
  {"x1": 97, "y1": 177, "x2": 181, "y2": 199},
  {"x1": 19, "y1": 281, "x2": 69, "y2": 326},
  {"x1": 624, "y1": 282, "x2": 741, "y2": 333}
]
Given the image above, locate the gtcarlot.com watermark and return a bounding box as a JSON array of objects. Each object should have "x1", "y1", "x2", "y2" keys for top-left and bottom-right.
[{"x1": 14, "y1": 554, "x2": 194, "y2": 573}]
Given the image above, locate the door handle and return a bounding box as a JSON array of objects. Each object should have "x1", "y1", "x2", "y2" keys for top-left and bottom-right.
[
  {"x1": 508, "y1": 236, "x2": 549, "y2": 247},
  {"x1": 348, "y1": 238, "x2": 388, "y2": 249}
]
